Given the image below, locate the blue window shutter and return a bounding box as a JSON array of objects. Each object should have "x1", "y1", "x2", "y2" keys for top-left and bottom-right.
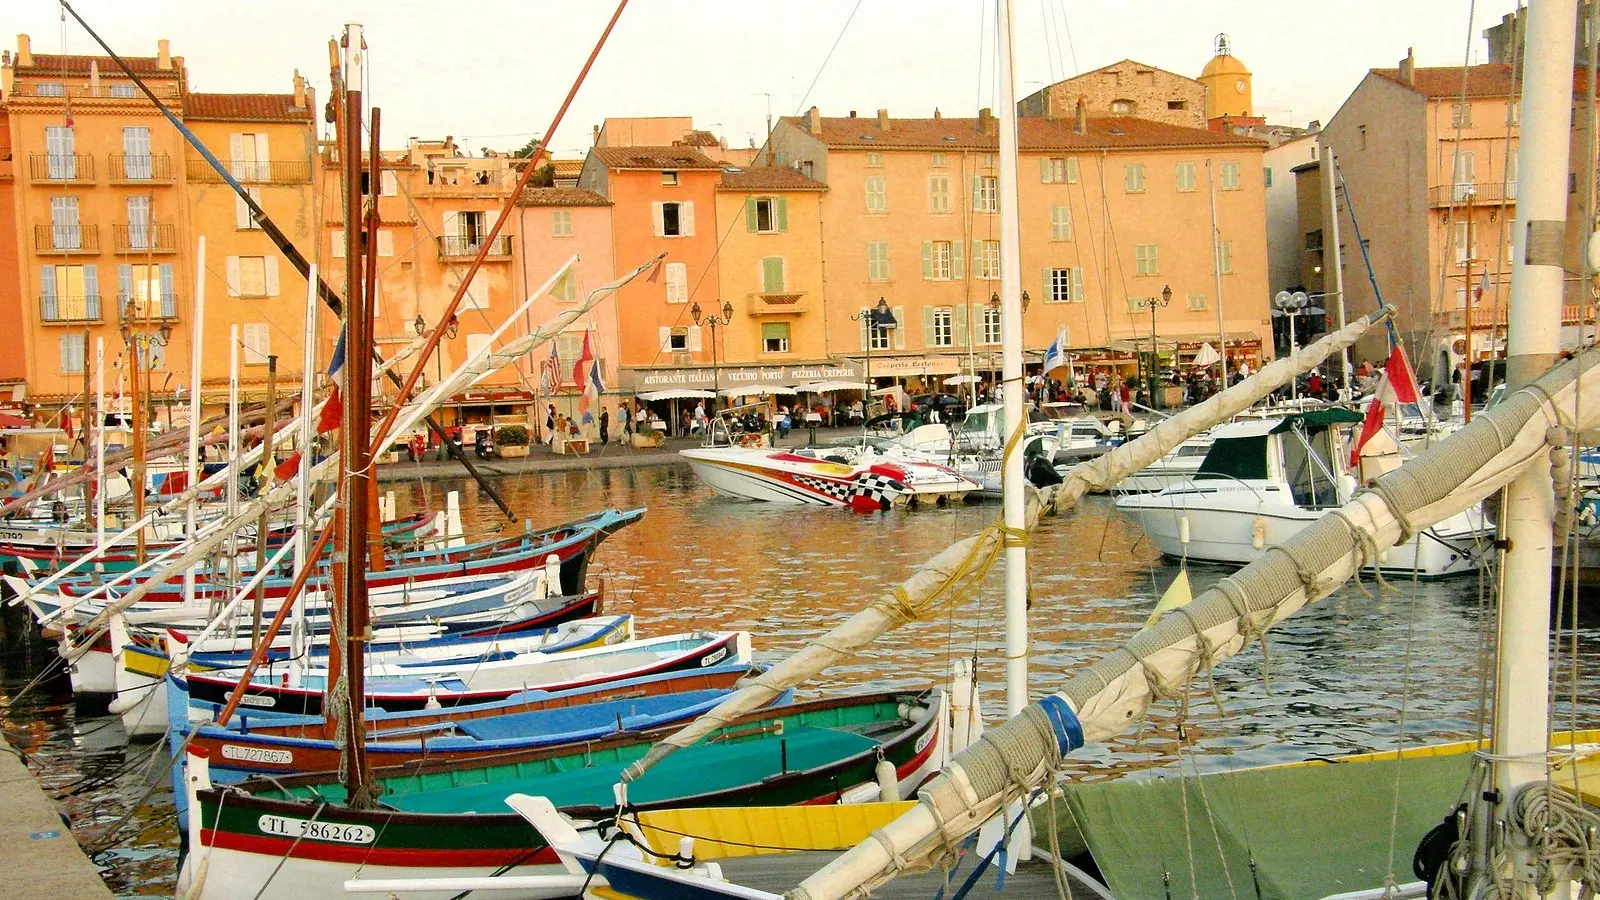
[
  {"x1": 159, "y1": 264, "x2": 176, "y2": 317},
  {"x1": 82, "y1": 265, "x2": 99, "y2": 319},
  {"x1": 41, "y1": 265, "x2": 56, "y2": 320}
]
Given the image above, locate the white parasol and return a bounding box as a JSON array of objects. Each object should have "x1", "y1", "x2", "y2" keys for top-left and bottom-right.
[
  {"x1": 1192, "y1": 342, "x2": 1222, "y2": 367},
  {"x1": 637, "y1": 389, "x2": 715, "y2": 401}
]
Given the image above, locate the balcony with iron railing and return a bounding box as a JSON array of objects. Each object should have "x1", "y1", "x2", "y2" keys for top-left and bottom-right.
[
  {"x1": 39, "y1": 294, "x2": 102, "y2": 324},
  {"x1": 1429, "y1": 181, "x2": 1518, "y2": 206},
  {"x1": 113, "y1": 223, "x2": 178, "y2": 254},
  {"x1": 423, "y1": 167, "x2": 513, "y2": 196},
  {"x1": 435, "y1": 235, "x2": 513, "y2": 260},
  {"x1": 107, "y1": 153, "x2": 175, "y2": 184},
  {"x1": 28, "y1": 153, "x2": 95, "y2": 183},
  {"x1": 186, "y1": 158, "x2": 313, "y2": 184},
  {"x1": 747, "y1": 290, "x2": 810, "y2": 316},
  {"x1": 117, "y1": 295, "x2": 179, "y2": 323},
  {"x1": 33, "y1": 223, "x2": 100, "y2": 255}
]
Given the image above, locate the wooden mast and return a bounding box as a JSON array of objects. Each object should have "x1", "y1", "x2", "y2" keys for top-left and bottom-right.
[
  {"x1": 365, "y1": 110, "x2": 386, "y2": 574},
  {"x1": 252, "y1": 355, "x2": 276, "y2": 645},
  {"x1": 339, "y1": 21, "x2": 375, "y2": 809}
]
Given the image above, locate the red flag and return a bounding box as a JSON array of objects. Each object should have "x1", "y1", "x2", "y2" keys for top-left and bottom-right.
[
  {"x1": 62, "y1": 408, "x2": 74, "y2": 443},
  {"x1": 645, "y1": 259, "x2": 664, "y2": 283},
  {"x1": 316, "y1": 386, "x2": 343, "y2": 434},
  {"x1": 572, "y1": 331, "x2": 595, "y2": 387},
  {"x1": 274, "y1": 451, "x2": 302, "y2": 480},
  {"x1": 1350, "y1": 342, "x2": 1421, "y2": 467}
]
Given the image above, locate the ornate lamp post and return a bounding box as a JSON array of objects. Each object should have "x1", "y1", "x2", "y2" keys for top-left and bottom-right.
[
  {"x1": 850, "y1": 297, "x2": 897, "y2": 419},
  {"x1": 1272, "y1": 290, "x2": 1325, "y2": 401},
  {"x1": 119, "y1": 303, "x2": 173, "y2": 562},
  {"x1": 690, "y1": 299, "x2": 734, "y2": 413},
  {"x1": 1134, "y1": 284, "x2": 1172, "y2": 408}
]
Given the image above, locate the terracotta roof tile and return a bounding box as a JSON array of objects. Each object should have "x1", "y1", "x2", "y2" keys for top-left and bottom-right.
[
  {"x1": 184, "y1": 92, "x2": 311, "y2": 122},
  {"x1": 552, "y1": 158, "x2": 585, "y2": 176},
  {"x1": 19, "y1": 53, "x2": 173, "y2": 76},
  {"x1": 516, "y1": 186, "x2": 611, "y2": 207},
  {"x1": 718, "y1": 165, "x2": 828, "y2": 191},
  {"x1": 1370, "y1": 63, "x2": 1597, "y2": 99},
  {"x1": 587, "y1": 146, "x2": 722, "y2": 170},
  {"x1": 679, "y1": 130, "x2": 722, "y2": 147},
  {"x1": 784, "y1": 114, "x2": 1266, "y2": 152}
]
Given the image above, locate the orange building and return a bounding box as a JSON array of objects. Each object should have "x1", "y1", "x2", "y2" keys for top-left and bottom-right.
[
  {"x1": 578, "y1": 145, "x2": 726, "y2": 394},
  {"x1": 1, "y1": 34, "x2": 315, "y2": 421},
  {"x1": 769, "y1": 106, "x2": 1274, "y2": 386},
  {"x1": 0, "y1": 106, "x2": 24, "y2": 399}
]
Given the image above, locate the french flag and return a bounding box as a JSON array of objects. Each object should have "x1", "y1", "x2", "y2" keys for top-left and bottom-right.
[
  {"x1": 1350, "y1": 330, "x2": 1421, "y2": 467},
  {"x1": 317, "y1": 328, "x2": 347, "y2": 435}
]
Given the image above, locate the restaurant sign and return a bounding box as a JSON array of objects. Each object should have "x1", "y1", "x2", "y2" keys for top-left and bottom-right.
[{"x1": 619, "y1": 361, "x2": 861, "y2": 392}]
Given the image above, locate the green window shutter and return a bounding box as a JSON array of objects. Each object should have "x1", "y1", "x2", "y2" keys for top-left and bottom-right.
[
  {"x1": 762, "y1": 257, "x2": 784, "y2": 292},
  {"x1": 746, "y1": 198, "x2": 758, "y2": 232},
  {"x1": 971, "y1": 176, "x2": 983, "y2": 210},
  {"x1": 922, "y1": 241, "x2": 934, "y2": 279},
  {"x1": 893, "y1": 306, "x2": 907, "y2": 349},
  {"x1": 1073, "y1": 268, "x2": 1084, "y2": 301},
  {"x1": 1042, "y1": 268, "x2": 1052, "y2": 303},
  {"x1": 1039, "y1": 157, "x2": 1050, "y2": 183},
  {"x1": 775, "y1": 196, "x2": 788, "y2": 232},
  {"x1": 953, "y1": 304, "x2": 969, "y2": 346},
  {"x1": 922, "y1": 305, "x2": 936, "y2": 348},
  {"x1": 82, "y1": 265, "x2": 99, "y2": 319},
  {"x1": 951, "y1": 241, "x2": 964, "y2": 279}
]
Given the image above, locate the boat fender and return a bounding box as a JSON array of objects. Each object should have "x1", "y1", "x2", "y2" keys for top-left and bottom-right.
[
  {"x1": 1336, "y1": 474, "x2": 1357, "y2": 505},
  {"x1": 876, "y1": 756, "x2": 901, "y2": 802},
  {"x1": 838, "y1": 781, "x2": 881, "y2": 804},
  {"x1": 1178, "y1": 515, "x2": 1190, "y2": 546},
  {"x1": 676, "y1": 837, "x2": 696, "y2": 870},
  {"x1": 613, "y1": 781, "x2": 628, "y2": 809},
  {"x1": 424, "y1": 685, "x2": 442, "y2": 710},
  {"x1": 1251, "y1": 517, "x2": 1266, "y2": 551}
]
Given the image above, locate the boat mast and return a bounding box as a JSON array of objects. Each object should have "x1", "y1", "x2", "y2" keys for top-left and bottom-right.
[
  {"x1": 183, "y1": 237, "x2": 206, "y2": 609},
  {"x1": 996, "y1": 0, "x2": 1029, "y2": 717},
  {"x1": 338, "y1": 21, "x2": 375, "y2": 809},
  {"x1": 1323, "y1": 149, "x2": 1351, "y2": 398},
  {"x1": 1493, "y1": 0, "x2": 1572, "y2": 861},
  {"x1": 291, "y1": 264, "x2": 318, "y2": 687},
  {"x1": 1206, "y1": 159, "x2": 1230, "y2": 387},
  {"x1": 93, "y1": 336, "x2": 105, "y2": 566}
]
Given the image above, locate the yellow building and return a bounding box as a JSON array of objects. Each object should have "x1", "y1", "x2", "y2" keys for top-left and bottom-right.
[
  {"x1": 1, "y1": 34, "x2": 315, "y2": 418},
  {"x1": 770, "y1": 106, "x2": 1274, "y2": 386}
]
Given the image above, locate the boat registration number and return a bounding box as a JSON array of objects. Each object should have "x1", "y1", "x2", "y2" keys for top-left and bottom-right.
[
  {"x1": 258, "y1": 815, "x2": 375, "y2": 845},
  {"x1": 237, "y1": 694, "x2": 276, "y2": 709},
  {"x1": 699, "y1": 647, "x2": 728, "y2": 667},
  {"x1": 221, "y1": 744, "x2": 293, "y2": 765}
]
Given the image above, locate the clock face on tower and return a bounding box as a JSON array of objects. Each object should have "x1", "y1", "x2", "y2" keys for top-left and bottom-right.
[{"x1": 1235, "y1": 79, "x2": 1246, "y2": 93}]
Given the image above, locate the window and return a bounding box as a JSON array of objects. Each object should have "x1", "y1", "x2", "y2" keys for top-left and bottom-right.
[
  {"x1": 748, "y1": 196, "x2": 787, "y2": 233},
  {"x1": 1168, "y1": 100, "x2": 1188, "y2": 110},
  {"x1": 235, "y1": 187, "x2": 262, "y2": 230},
  {"x1": 761, "y1": 256, "x2": 786, "y2": 293},
  {"x1": 931, "y1": 152, "x2": 947, "y2": 167},
  {"x1": 1111, "y1": 99, "x2": 1133, "y2": 114},
  {"x1": 930, "y1": 307, "x2": 954, "y2": 347},
  {"x1": 37, "y1": 82, "x2": 66, "y2": 98},
  {"x1": 654, "y1": 201, "x2": 693, "y2": 236},
  {"x1": 1454, "y1": 222, "x2": 1477, "y2": 264},
  {"x1": 1049, "y1": 205, "x2": 1073, "y2": 241},
  {"x1": 864, "y1": 176, "x2": 887, "y2": 212},
  {"x1": 41, "y1": 263, "x2": 99, "y2": 321},
  {"x1": 972, "y1": 175, "x2": 998, "y2": 212},
  {"x1": 121, "y1": 263, "x2": 175, "y2": 318},
  {"x1": 1175, "y1": 161, "x2": 1196, "y2": 192},
  {"x1": 1135, "y1": 243, "x2": 1159, "y2": 276},
  {"x1": 664, "y1": 261, "x2": 688, "y2": 303},
  {"x1": 978, "y1": 153, "x2": 996, "y2": 168},
  {"x1": 444, "y1": 209, "x2": 495, "y2": 248},
  {"x1": 50, "y1": 196, "x2": 80, "y2": 249},
  {"x1": 761, "y1": 322, "x2": 791, "y2": 353},
  {"x1": 980, "y1": 306, "x2": 1001, "y2": 345},
  {"x1": 126, "y1": 196, "x2": 151, "y2": 248},
  {"x1": 1041, "y1": 157, "x2": 1069, "y2": 184},
  {"x1": 1188, "y1": 293, "x2": 1208, "y2": 311},
  {"x1": 242, "y1": 323, "x2": 270, "y2": 364},
  {"x1": 1507, "y1": 155, "x2": 1518, "y2": 198},
  {"x1": 865, "y1": 309, "x2": 893, "y2": 351},
  {"x1": 1124, "y1": 164, "x2": 1145, "y2": 193},
  {"x1": 867, "y1": 241, "x2": 890, "y2": 281},
  {"x1": 122, "y1": 126, "x2": 152, "y2": 179},
  {"x1": 1452, "y1": 102, "x2": 1472, "y2": 127},
  {"x1": 928, "y1": 175, "x2": 950, "y2": 212},
  {"x1": 229, "y1": 132, "x2": 269, "y2": 181},
  {"x1": 665, "y1": 327, "x2": 690, "y2": 352},
  {"x1": 1452, "y1": 152, "x2": 1477, "y2": 196},
  {"x1": 866, "y1": 152, "x2": 883, "y2": 167},
  {"x1": 1218, "y1": 240, "x2": 1234, "y2": 274},
  {"x1": 45, "y1": 125, "x2": 75, "y2": 179},
  {"x1": 226, "y1": 255, "x2": 278, "y2": 298},
  {"x1": 59, "y1": 334, "x2": 86, "y2": 373},
  {"x1": 661, "y1": 170, "x2": 679, "y2": 186},
  {"x1": 1220, "y1": 161, "x2": 1241, "y2": 190},
  {"x1": 926, "y1": 240, "x2": 955, "y2": 280},
  {"x1": 1264, "y1": 167, "x2": 1274, "y2": 188},
  {"x1": 1306, "y1": 230, "x2": 1324, "y2": 251},
  {"x1": 1066, "y1": 158, "x2": 1079, "y2": 183},
  {"x1": 975, "y1": 240, "x2": 1001, "y2": 279}
]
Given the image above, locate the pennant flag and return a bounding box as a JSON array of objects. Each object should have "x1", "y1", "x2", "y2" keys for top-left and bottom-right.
[
  {"x1": 61, "y1": 407, "x2": 74, "y2": 443},
  {"x1": 645, "y1": 258, "x2": 664, "y2": 283},
  {"x1": 1042, "y1": 327, "x2": 1068, "y2": 376},
  {"x1": 1350, "y1": 335, "x2": 1421, "y2": 467},
  {"x1": 274, "y1": 451, "x2": 302, "y2": 480},
  {"x1": 317, "y1": 385, "x2": 343, "y2": 434},
  {"x1": 328, "y1": 327, "x2": 347, "y2": 384},
  {"x1": 1145, "y1": 568, "x2": 1193, "y2": 628}
]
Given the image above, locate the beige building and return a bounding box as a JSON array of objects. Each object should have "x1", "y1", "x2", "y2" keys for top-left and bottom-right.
[
  {"x1": 1018, "y1": 60, "x2": 1206, "y2": 129},
  {"x1": 1319, "y1": 53, "x2": 1594, "y2": 370},
  {"x1": 1264, "y1": 132, "x2": 1320, "y2": 294}
]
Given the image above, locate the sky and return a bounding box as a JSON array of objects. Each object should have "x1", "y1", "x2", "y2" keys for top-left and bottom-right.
[{"x1": 13, "y1": 0, "x2": 1510, "y2": 158}]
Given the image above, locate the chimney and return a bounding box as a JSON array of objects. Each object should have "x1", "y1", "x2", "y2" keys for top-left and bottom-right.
[
  {"x1": 158, "y1": 38, "x2": 171, "y2": 70},
  {"x1": 848, "y1": 110, "x2": 857, "y2": 118},
  {"x1": 933, "y1": 107, "x2": 942, "y2": 120},
  {"x1": 292, "y1": 69, "x2": 306, "y2": 108},
  {"x1": 1399, "y1": 47, "x2": 1415, "y2": 85},
  {"x1": 89, "y1": 59, "x2": 100, "y2": 93},
  {"x1": 1307, "y1": 119, "x2": 1321, "y2": 134},
  {"x1": 592, "y1": 124, "x2": 601, "y2": 146},
  {"x1": 1074, "y1": 96, "x2": 1087, "y2": 135},
  {"x1": 978, "y1": 107, "x2": 996, "y2": 135},
  {"x1": 17, "y1": 34, "x2": 32, "y2": 68},
  {"x1": 806, "y1": 106, "x2": 821, "y2": 132},
  {"x1": 876, "y1": 108, "x2": 889, "y2": 131}
]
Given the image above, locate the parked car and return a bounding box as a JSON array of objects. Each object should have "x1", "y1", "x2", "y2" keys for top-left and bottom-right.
[{"x1": 909, "y1": 393, "x2": 966, "y2": 422}]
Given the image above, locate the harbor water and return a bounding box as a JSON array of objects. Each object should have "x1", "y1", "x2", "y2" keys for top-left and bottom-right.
[{"x1": 5, "y1": 463, "x2": 1599, "y2": 896}]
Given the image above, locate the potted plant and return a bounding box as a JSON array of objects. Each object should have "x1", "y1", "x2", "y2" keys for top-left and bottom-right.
[{"x1": 495, "y1": 424, "x2": 530, "y2": 458}]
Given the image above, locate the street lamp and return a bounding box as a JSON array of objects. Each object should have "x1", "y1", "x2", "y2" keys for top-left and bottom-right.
[
  {"x1": 850, "y1": 297, "x2": 897, "y2": 422},
  {"x1": 690, "y1": 299, "x2": 734, "y2": 413},
  {"x1": 119, "y1": 302, "x2": 173, "y2": 563},
  {"x1": 1134, "y1": 285, "x2": 1172, "y2": 408},
  {"x1": 1272, "y1": 290, "x2": 1325, "y2": 400}
]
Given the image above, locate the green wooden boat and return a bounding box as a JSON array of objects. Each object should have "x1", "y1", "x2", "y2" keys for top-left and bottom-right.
[{"x1": 178, "y1": 690, "x2": 946, "y2": 900}]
